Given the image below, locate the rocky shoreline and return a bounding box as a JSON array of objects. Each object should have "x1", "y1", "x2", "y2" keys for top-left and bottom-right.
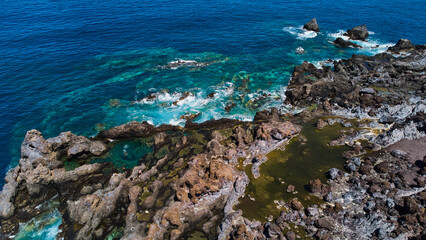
[{"x1": 0, "y1": 39, "x2": 425, "y2": 239}]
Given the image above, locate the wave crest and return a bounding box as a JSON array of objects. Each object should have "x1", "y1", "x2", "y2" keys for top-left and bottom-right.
[{"x1": 283, "y1": 26, "x2": 318, "y2": 40}]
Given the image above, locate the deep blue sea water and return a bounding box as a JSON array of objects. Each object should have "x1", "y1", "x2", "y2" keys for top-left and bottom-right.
[{"x1": 0, "y1": 0, "x2": 425, "y2": 237}]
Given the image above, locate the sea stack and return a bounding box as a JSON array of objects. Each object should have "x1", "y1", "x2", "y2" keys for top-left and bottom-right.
[
  {"x1": 303, "y1": 18, "x2": 320, "y2": 32},
  {"x1": 344, "y1": 24, "x2": 369, "y2": 41}
]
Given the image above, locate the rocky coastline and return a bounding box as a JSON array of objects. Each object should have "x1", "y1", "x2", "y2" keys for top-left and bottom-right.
[{"x1": 0, "y1": 38, "x2": 425, "y2": 240}]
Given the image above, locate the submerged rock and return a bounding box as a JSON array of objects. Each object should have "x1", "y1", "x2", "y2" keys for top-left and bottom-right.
[
  {"x1": 303, "y1": 18, "x2": 320, "y2": 32},
  {"x1": 334, "y1": 37, "x2": 362, "y2": 48}
]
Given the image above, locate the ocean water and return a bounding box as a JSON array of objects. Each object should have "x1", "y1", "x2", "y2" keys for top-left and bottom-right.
[{"x1": 0, "y1": 0, "x2": 425, "y2": 237}]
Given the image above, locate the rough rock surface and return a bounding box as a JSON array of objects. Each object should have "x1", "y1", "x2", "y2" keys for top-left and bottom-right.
[
  {"x1": 344, "y1": 24, "x2": 369, "y2": 41},
  {"x1": 303, "y1": 18, "x2": 320, "y2": 32},
  {"x1": 388, "y1": 39, "x2": 415, "y2": 53},
  {"x1": 334, "y1": 37, "x2": 362, "y2": 48}
]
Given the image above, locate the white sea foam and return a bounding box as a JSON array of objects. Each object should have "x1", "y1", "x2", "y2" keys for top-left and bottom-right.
[
  {"x1": 311, "y1": 59, "x2": 339, "y2": 69},
  {"x1": 328, "y1": 29, "x2": 350, "y2": 41},
  {"x1": 283, "y1": 26, "x2": 317, "y2": 40},
  {"x1": 15, "y1": 200, "x2": 62, "y2": 240},
  {"x1": 328, "y1": 29, "x2": 394, "y2": 55},
  {"x1": 104, "y1": 83, "x2": 289, "y2": 128}
]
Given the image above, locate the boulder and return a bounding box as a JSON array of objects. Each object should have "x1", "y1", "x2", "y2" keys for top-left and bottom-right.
[
  {"x1": 285, "y1": 231, "x2": 296, "y2": 240},
  {"x1": 326, "y1": 168, "x2": 340, "y2": 180},
  {"x1": 334, "y1": 37, "x2": 362, "y2": 48},
  {"x1": 344, "y1": 24, "x2": 369, "y2": 41},
  {"x1": 303, "y1": 18, "x2": 320, "y2": 32},
  {"x1": 287, "y1": 185, "x2": 295, "y2": 192},
  {"x1": 265, "y1": 222, "x2": 281, "y2": 238},
  {"x1": 388, "y1": 39, "x2": 415, "y2": 53},
  {"x1": 379, "y1": 116, "x2": 395, "y2": 124},
  {"x1": 290, "y1": 199, "x2": 304, "y2": 210},
  {"x1": 314, "y1": 218, "x2": 333, "y2": 230},
  {"x1": 390, "y1": 150, "x2": 408, "y2": 159},
  {"x1": 316, "y1": 119, "x2": 327, "y2": 129}
]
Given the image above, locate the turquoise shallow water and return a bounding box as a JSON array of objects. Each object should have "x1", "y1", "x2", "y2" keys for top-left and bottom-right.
[
  {"x1": 14, "y1": 200, "x2": 62, "y2": 239},
  {"x1": 0, "y1": 1, "x2": 425, "y2": 238}
]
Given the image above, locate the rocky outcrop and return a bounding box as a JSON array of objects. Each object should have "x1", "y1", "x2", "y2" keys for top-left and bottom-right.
[
  {"x1": 303, "y1": 18, "x2": 320, "y2": 32},
  {"x1": 20, "y1": 130, "x2": 108, "y2": 171},
  {"x1": 67, "y1": 173, "x2": 128, "y2": 239},
  {"x1": 285, "y1": 43, "x2": 425, "y2": 112},
  {"x1": 0, "y1": 130, "x2": 109, "y2": 222},
  {"x1": 388, "y1": 39, "x2": 415, "y2": 52},
  {"x1": 96, "y1": 121, "x2": 181, "y2": 139},
  {"x1": 333, "y1": 37, "x2": 362, "y2": 48},
  {"x1": 256, "y1": 121, "x2": 301, "y2": 141},
  {"x1": 344, "y1": 24, "x2": 369, "y2": 41}
]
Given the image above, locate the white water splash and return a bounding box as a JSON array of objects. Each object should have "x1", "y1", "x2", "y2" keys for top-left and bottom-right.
[{"x1": 283, "y1": 26, "x2": 318, "y2": 40}]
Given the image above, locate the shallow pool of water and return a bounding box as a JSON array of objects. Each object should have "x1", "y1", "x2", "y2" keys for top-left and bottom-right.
[
  {"x1": 90, "y1": 138, "x2": 153, "y2": 171},
  {"x1": 236, "y1": 119, "x2": 350, "y2": 221}
]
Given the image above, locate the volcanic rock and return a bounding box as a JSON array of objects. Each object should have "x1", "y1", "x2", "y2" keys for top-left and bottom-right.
[
  {"x1": 344, "y1": 24, "x2": 369, "y2": 41},
  {"x1": 334, "y1": 37, "x2": 362, "y2": 48},
  {"x1": 388, "y1": 39, "x2": 415, "y2": 53},
  {"x1": 303, "y1": 18, "x2": 320, "y2": 32}
]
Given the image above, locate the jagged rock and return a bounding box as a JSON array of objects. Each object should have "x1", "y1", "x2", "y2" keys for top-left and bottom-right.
[
  {"x1": 308, "y1": 179, "x2": 322, "y2": 193},
  {"x1": 233, "y1": 126, "x2": 253, "y2": 146},
  {"x1": 67, "y1": 173, "x2": 126, "y2": 239},
  {"x1": 344, "y1": 24, "x2": 369, "y2": 41},
  {"x1": 97, "y1": 121, "x2": 180, "y2": 139},
  {"x1": 388, "y1": 39, "x2": 415, "y2": 53},
  {"x1": 316, "y1": 119, "x2": 327, "y2": 129},
  {"x1": 19, "y1": 130, "x2": 59, "y2": 171},
  {"x1": 326, "y1": 168, "x2": 340, "y2": 180},
  {"x1": 19, "y1": 130, "x2": 108, "y2": 172},
  {"x1": 334, "y1": 203, "x2": 343, "y2": 212},
  {"x1": 256, "y1": 121, "x2": 300, "y2": 141},
  {"x1": 254, "y1": 108, "x2": 280, "y2": 122},
  {"x1": 334, "y1": 37, "x2": 362, "y2": 48},
  {"x1": 153, "y1": 132, "x2": 167, "y2": 148},
  {"x1": 290, "y1": 199, "x2": 304, "y2": 210},
  {"x1": 345, "y1": 162, "x2": 357, "y2": 172},
  {"x1": 303, "y1": 18, "x2": 320, "y2": 32},
  {"x1": 175, "y1": 154, "x2": 234, "y2": 203},
  {"x1": 122, "y1": 186, "x2": 143, "y2": 240},
  {"x1": 264, "y1": 222, "x2": 281, "y2": 238},
  {"x1": 314, "y1": 218, "x2": 333, "y2": 230},
  {"x1": 180, "y1": 112, "x2": 201, "y2": 122},
  {"x1": 306, "y1": 207, "x2": 319, "y2": 216}
]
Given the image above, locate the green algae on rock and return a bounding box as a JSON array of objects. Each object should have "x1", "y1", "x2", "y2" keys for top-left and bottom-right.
[{"x1": 236, "y1": 118, "x2": 349, "y2": 221}]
